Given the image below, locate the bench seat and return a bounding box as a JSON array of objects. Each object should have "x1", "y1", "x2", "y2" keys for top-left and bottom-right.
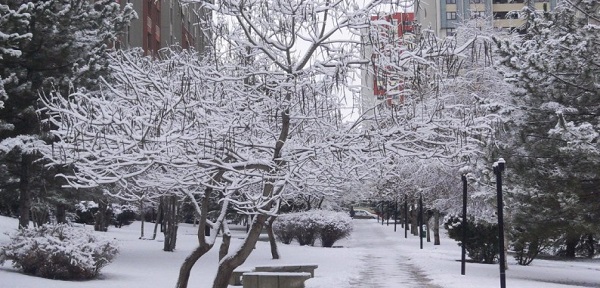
[
  {"x1": 253, "y1": 264, "x2": 318, "y2": 277},
  {"x1": 242, "y1": 272, "x2": 311, "y2": 288}
]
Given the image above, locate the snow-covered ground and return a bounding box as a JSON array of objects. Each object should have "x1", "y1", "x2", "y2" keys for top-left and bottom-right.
[{"x1": 1, "y1": 215, "x2": 599, "y2": 288}]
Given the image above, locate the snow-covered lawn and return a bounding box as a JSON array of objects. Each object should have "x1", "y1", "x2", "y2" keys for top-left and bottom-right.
[{"x1": 1, "y1": 215, "x2": 598, "y2": 287}]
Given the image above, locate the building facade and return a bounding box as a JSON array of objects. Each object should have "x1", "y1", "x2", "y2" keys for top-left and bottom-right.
[
  {"x1": 360, "y1": 0, "x2": 558, "y2": 121},
  {"x1": 117, "y1": 0, "x2": 210, "y2": 55},
  {"x1": 416, "y1": 0, "x2": 558, "y2": 37},
  {"x1": 361, "y1": 12, "x2": 415, "y2": 116}
]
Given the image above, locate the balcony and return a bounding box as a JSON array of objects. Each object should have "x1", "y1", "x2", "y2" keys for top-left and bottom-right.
[
  {"x1": 493, "y1": 18, "x2": 525, "y2": 28},
  {"x1": 493, "y1": 3, "x2": 526, "y2": 11}
]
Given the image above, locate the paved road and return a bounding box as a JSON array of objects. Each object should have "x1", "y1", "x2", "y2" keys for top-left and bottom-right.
[{"x1": 344, "y1": 220, "x2": 443, "y2": 288}]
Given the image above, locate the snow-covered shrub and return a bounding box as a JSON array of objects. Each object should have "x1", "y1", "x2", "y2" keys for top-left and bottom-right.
[
  {"x1": 312, "y1": 210, "x2": 352, "y2": 247},
  {"x1": 74, "y1": 201, "x2": 100, "y2": 225},
  {"x1": 111, "y1": 204, "x2": 138, "y2": 227},
  {"x1": 0, "y1": 224, "x2": 118, "y2": 280},
  {"x1": 273, "y1": 210, "x2": 352, "y2": 247},
  {"x1": 511, "y1": 229, "x2": 548, "y2": 266},
  {"x1": 74, "y1": 201, "x2": 138, "y2": 228},
  {"x1": 272, "y1": 217, "x2": 295, "y2": 244},
  {"x1": 444, "y1": 215, "x2": 498, "y2": 264},
  {"x1": 294, "y1": 212, "x2": 319, "y2": 246}
]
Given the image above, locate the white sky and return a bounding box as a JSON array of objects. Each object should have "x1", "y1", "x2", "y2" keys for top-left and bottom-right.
[{"x1": 1, "y1": 215, "x2": 598, "y2": 287}]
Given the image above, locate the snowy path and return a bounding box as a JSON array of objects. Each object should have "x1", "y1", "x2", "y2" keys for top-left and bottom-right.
[{"x1": 344, "y1": 220, "x2": 442, "y2": 288}]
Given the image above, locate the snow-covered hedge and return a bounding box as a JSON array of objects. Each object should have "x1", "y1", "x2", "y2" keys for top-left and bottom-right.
[
  {"x1": 273, "y1": 210, "x2": 352, "y2": 247},
  {"x1": 0, "y1": 224, "x2": 119, "y2": 280},
  {"x1": 444, "y1": 215, "x2": 498, "y2": 264},
  {"x1": 75, "y1": 201, "x2": 138, "y2": 227}
]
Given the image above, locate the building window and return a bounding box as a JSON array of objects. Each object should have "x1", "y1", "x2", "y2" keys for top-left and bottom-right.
[
  {"x1": 472, "y1": 0, "x2": 482, "y2": 3},
  {"x1": 147, "y1": 32, "x2": 153, "y2": 51},
  {"x1": 471, "y1": 11, "x2": 485, "y2": 19},
  {"x1": 446, "y1": 0, "x2": 456, "y2": 3},
  {"x1": 446, "y1": 12, "x2": 457, "y2": 20},
  {"x1": 493, "y1": 11, "x2": 508, "y2": 19},
  {"x1": 446, "y1": 28, "x2": 456, "y2": 36},
  {"x1": 492, "y1": 0, "x2": 508, "y2": 3},
  {"x1": 147, "y1": 16, "x2": 152, "y2": 30}
]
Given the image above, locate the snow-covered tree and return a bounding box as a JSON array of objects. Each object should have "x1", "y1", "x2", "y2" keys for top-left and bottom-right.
[
  {"x1": 0, "y1": 2, "x2": 31, "y2": 113},
  {"x1": 495, "y1": 0, "x2": 600, "y2": 257},
  {"x1": 363, "y1": 13, "x2": 516, "y2": 217},
  {"x1": 39, "y1": 1, "x2": 517, "y2": 287},
  {"x1": 0, "y1": 0, "x2": 134, "y2": 228}
]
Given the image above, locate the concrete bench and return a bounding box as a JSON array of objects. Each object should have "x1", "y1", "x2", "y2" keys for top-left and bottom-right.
[
  {"x1": 253, "y1": 264, "x2": 318, "y2": 277},
  {"x1": 229, "y1": 268, "x2": 253, "y2": 286},
  {"x1": 242, "y1": 272, "x2": 311, "y2": 288}
]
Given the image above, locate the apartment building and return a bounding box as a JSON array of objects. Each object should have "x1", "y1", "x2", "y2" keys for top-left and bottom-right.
[
  {"x1": 360, "y1": 0, "x2": 559, "y2": 120},
  {"x1": 117, "y1": 0, "x2": 210, "y2": 55},
  {"x1": 360, "y1": 12, "x2": 415, "y2": 115},
  {"x1": 416, "y1": 0, "x2": 557, "y2": 37}
]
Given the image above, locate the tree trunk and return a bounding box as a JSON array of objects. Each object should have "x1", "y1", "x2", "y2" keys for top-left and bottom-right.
[
  {"x1": 152, "y1": 204, "x2": 162, "y2": 240},
  {"x1": 246, "y1": 215, "x2": 251, "y2": 233},
  {"x1": 219, "y1": 228, "x2": 231, "y2": 261},
  {"x1": 565, "y1": 233, "x2": 579, "y2": 258},
  {"x1": 55, "y1": 203, "x2": 66, "y2": 224},
  {"x1": 94, "y1": 202, "x2": 109, "y2": 232},
  {"x1": 140, "y1": 200, "x2": 145, "y2": 239},
  {"x1": 18, "y1": 154, "x2": 32, "y2": 229},
  {"x1": 163, "y1": 195, "x2": 178, "y2": 252},
  {"x1": 212, "y1": 214, "x2": 268, "y2": 288},
  {"x1": 426, "y1": 218, "x2": 431, "y2": 242},
  {"x1": 586, "y1": 234, "x2": 595, "y2": 258},
  {"x1": 433, "y1": 209, "x2": 441, "y2": 245},
  {"x1": 211, "y1": 100, "x2": 291, "y2": 288},
  {"x1": 266, "y1": 215, "x2": 280, "y2": 259},
  {"x1": 176, "y1": 244, "x2": 213, "y2": 288},
  {"x1": 317, "y1": 196, "x2": 324, "y2": 209},
  {"x1": 175, "y1": 182, "x2": 223, "y2": 288},
  {"x1": 31, "y1": 205, "x2": 48, "y2": 227},
  {"x1": 410, "y1": 205, "x2": 418, "y2": 236}
]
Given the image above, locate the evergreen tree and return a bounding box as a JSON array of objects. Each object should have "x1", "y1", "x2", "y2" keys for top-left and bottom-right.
[
  {"x1": 0, "y1": 0, "x2": 134, "y2": 228},
  {"x1": 0, "y1": 2, "x2": 31, "y2": 130},
  {"x1": 495, "y1": 0, "x2": 600, "y2": 257}
]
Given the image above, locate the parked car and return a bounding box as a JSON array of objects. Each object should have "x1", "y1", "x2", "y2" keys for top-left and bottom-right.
[{"x1": 353, "y1": 209, "x2": 377, "y2": 219}]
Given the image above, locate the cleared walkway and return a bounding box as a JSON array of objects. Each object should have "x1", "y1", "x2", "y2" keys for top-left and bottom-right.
[{"x1": 344, "y1": 219, "x2": 443, "y2": 288}]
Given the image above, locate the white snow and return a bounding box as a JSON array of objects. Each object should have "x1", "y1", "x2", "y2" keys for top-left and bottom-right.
[{"x1": 1, "y1": 215, "x2": 598, "y2": 287}]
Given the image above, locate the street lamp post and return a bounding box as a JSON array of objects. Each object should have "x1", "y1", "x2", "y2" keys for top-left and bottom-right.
[
  {"x1": 461, "y1": 174, "x2": 468, "y2": 276},
  {"x1": 419, "y1": 193, "x2": 423, "y2": 250},
  {"x1": 387, "y1": 201, "x2": 390, "y2": 226},
  {"x1": 404, "y1": 195, "x2": 408, "y2": 238},
  {"x1": 381, "y1": 201, "x2": 384, "y2": 226},
  {"x1": 394, "y1": 199, "x2": 398, "y2": 232},
  {"x1": 493, "y1": 159, "x2": 506, "y2": 288}
]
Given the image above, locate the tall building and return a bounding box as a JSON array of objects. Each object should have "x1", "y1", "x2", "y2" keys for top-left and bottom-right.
[
  {"x1": 360, "y1": 0, "x2": 558, "y2": 121},
  {"x1": 361, "y1": 12, "x2": 415, "y2": 116},
  {"x1": 416, "y1": 0, "x2": 557, "y2": 37},
  {"x1": 116, "y1": 0, "x2": 210, "y2": 55}
]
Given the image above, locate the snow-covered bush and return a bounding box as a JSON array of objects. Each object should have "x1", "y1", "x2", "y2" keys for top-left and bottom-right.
[
  {"x1": 0, "y1": 224, "x2": 118, "y2": 280},
  {"x1": 444, "y1": 215, "x2": 498, "y2": 264},
  {"x1": 272, "y1": 218, "x2": 295, "y2": 244},
  {"x1": 74, "y1": 201, "x2": 138, "y2": 228},
  {"x1": 111, "y1": 204, "x2": 138, "y2": 227},
  {"x1": 273, "y1": 210, "x2": 352, "y2": 247},
  {"x1": 313, "y1": 211, "x2": 353, "y2": 247},
  {"x1": 74, "y1": 201, "x2": 100, "y2": 225},
  {"x1": 295, "y1": 212, "x2": 319, "y2": 246}
]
